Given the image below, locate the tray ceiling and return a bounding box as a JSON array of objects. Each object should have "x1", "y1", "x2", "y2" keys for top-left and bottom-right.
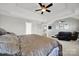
[{"x1": 0, "y1": 3, "x2": 79, "y2": 24}]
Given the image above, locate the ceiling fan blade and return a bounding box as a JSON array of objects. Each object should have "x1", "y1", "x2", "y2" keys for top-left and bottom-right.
[
  {"x1": 46, "y1": 10, "x2": 51, "y2": 12},
  {"x1": 39, "y1": 3, "x2": 43, "y2": 7},
  {"x1": 41, "y1": 12, "x2": 43, "y2": 14},
  {"x1": 35, "y1": 9, "x2": 42, "y2": 11},
  {"x1": 46, "y1": 3, "x2": 53, "y2": 8}
]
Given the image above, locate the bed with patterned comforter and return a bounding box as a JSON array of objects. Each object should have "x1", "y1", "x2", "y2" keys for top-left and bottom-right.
[{"x1": 0, "y1": 28, "x2": 62, "y2": 56}]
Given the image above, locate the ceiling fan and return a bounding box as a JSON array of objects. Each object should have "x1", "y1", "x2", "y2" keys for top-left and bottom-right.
[{"x1": 35, "y1": 3, "x2": 53, "y2": 14}]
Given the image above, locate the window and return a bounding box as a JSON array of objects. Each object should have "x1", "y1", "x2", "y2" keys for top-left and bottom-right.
[
  {"x1": 25, "y1": 22, "x2": 32, "y2": 34},
  {"x1": 56, "y1": 21, "x2": 69, "y2": 30}
]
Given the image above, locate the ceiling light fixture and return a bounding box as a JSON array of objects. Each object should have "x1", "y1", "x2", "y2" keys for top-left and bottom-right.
[
  {"x1": 41, "y1": 8, "x2": 46, "y2": 12},
  {"x1": 35, "y1": 3, "x2": 53, "y2": 14}
]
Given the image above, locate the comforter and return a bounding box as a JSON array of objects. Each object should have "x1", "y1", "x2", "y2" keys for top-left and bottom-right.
[{"x1": 0, "y1": 34, "x2": 62, "y2": 56}]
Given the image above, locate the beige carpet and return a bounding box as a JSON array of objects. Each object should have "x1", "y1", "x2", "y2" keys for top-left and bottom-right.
[{"x1": 58, "y1": 39, "x2": 79, "y2": 56}]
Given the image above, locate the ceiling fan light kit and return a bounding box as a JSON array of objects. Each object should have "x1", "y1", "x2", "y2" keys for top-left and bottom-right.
[
  {"x1": 41, "y1": 8, "x2": 46, "y2": 12},
  {"x1": 35, "y1": 3, "x2": 53, "y2": 14}
]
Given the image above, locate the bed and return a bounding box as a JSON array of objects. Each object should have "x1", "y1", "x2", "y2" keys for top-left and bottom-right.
[{"x1": 0, "y1": 28, "x2": 62, "y2": 56}]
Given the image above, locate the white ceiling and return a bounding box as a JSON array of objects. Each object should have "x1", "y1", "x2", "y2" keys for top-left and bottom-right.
[{"x1": 0, "y1": 3, "x2": 79, "y2": 24}]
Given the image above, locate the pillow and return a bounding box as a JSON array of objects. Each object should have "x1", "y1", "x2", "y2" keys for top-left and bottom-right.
[
  {"x1": 0, "y1": 34, "x2": 19, "y2": 55},
  {"x1": 0, "y1": 28, "x2": 7, "y2": 35}
]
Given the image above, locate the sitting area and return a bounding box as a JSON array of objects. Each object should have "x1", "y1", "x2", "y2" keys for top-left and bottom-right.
[{"x1": 56, "y1": 32, "x2": 78, "y2": 41}]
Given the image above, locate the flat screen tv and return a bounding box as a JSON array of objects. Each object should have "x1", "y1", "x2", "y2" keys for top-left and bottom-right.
[{"x1": 48, "y1": 26, "x2": 52, "y2": 29}]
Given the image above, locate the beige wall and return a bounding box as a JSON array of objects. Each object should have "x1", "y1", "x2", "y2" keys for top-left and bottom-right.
[
  {"x1": 0, "y1": 15, "x2": 26, "y2": 35},
  {"x1": 32, "y1": 23, "x2": 44, "y2": 35},
  {"x1": 0, "y1": 15, "x2": 44, "y2": 35}
]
